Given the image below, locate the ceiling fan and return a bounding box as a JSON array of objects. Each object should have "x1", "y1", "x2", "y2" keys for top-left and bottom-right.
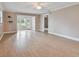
[{"x1": 32, "y1": 2, "x2": 48, "y2": 10}]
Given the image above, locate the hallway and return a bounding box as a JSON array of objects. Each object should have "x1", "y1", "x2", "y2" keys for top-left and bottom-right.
[{"x1": 0, "y1": 30, "x2": 79, "y2": 56}]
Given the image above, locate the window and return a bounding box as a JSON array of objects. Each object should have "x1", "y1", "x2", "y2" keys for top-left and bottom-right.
[{"x1": 0, "y1": 11, "x2": 2, "y2": 23}]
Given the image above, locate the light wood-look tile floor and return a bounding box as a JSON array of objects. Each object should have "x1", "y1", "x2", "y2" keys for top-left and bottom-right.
[{"x1": 0, "y1": 30, "x2": 79, "y2": 57}]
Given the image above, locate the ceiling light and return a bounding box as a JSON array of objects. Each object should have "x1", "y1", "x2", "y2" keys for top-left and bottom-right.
[
  {"x1": 32, "y1": 2, "x2": 47, "y2": 10},
  {"x1": 36, "y1": 6, "x2": 42, "y2": 9}
]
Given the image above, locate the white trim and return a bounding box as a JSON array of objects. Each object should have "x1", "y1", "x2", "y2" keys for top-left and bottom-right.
[
  {"x1": 50, "y1": 3, "x2": 79, "y2": 12},
  {"x1": 48, "y1": 32, "x2": 79, "y2": 41}
]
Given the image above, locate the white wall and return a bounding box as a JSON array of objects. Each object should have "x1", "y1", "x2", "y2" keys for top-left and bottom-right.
[
  {"x1": 0, "y1": 3, "x2": 3, "y2": 11},
  {"x1": 0, "y1": 3, "x2": 3, "y2": 33},
  {"x1": 48, "y1": 12, "x2": 54, "y2": 34},
  {"x1": 48, "y1": 4, "x2": 79, "y2": 41}
]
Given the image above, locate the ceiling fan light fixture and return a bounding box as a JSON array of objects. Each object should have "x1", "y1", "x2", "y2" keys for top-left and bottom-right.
[
  {"x1": 32, "y1": 2, "x2": 47, "y2": 10},
  {"x1": 36, "y1": 6, "x2": 42, "y2": 10}
]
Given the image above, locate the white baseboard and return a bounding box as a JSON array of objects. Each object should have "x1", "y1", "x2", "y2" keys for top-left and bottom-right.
[{"x1": 48, "y1": 32, "x2": 79, "y2": 41}]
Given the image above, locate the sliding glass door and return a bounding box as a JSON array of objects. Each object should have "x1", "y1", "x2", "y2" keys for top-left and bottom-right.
[{"x1": 17, "y1": 15, "x2": 33, "y2": 31}]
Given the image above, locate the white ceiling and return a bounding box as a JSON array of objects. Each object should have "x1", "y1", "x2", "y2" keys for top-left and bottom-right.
[{"x1": 1, "y1": 2, "x2": 79, "y2": 14}]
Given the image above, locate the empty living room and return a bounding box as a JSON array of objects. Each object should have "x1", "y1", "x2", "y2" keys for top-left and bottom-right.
[{"x1": 0, "y1": 0, "x2": 79, "y2": 58}]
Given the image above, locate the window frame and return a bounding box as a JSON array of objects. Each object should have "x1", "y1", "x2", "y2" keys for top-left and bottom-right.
[{"x1": 0, "y1": 11, "x2": 2, "y2": 24}]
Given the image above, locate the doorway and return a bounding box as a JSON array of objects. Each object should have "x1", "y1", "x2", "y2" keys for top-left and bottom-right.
[
  {"x1": 44, "y1": 15, "x2": 48, "y2": 32},
  {"x1": 17, "y1": 15, "x2": 35, "y2": 31}
]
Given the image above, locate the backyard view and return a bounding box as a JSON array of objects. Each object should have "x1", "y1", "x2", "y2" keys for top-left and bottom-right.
[{"x1": 17, "y1": 15, "x2": 32, "y2": 30}]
